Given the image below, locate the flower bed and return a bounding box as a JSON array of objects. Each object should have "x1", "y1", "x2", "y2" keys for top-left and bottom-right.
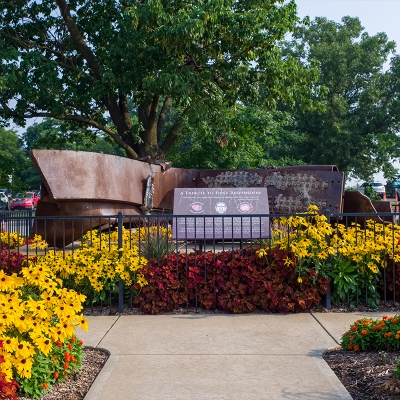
[
  {"x1": 3, "y1": 205, "x2": 400, "y2": 317},
  {"x1": 269, "y1": 205, "x2": 400, "y2": 307},
  {"x1": 132, "y1": 248, "x2": 330, "y2": 314},
  {"x1": 0, "y1": 235, "x2": 88, "y2": 399}
]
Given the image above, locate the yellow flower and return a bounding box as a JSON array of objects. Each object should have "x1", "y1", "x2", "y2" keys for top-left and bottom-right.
[
  {"x1": 32, "y1": 335, "x2": 53, "y2": 356},
  {"x1": 283, "y1": 257, "x2": 293, "y2": 266},
  {"x1": 297, "y1": 277, "x2": 303, "y2": 283},
  {"x1": 317, "y1": 251, "x2": 328, "y2": 260},
  {"x1": 76, "y1": 315, "x2": 89, "y2": 332},
  {"x1": 15, "y1": 340, "x2": 35, "y2": 359},
  {"x1": 2, "y1": 336, "x2": 18, "y2": 353},
  {"x1": 367, "y1": 262, "x2": 378, "y2": 274},
  {"x1": 13, "y1": 356, "x2": 33, "y2": 379},
  {"x1": 257, "y1": 249, "x2": 267, "y2": 258},
  {"x1": 296, "y1": 248, "x2": 309, "y2": 258},
  {"x1": 56, "y1": 320, "x2": 76, "y2": 338},
  {"x1": 14, "y1": 314, "x2": 33, "y2": 332},
  {"x1": 0, "y1": 271, "x2": 16, "y2": 292}
]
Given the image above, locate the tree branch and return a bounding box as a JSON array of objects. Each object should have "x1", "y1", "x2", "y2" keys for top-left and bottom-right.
[
  {"x1": 55, "y1": 0, "x2": 102, "y2": 80},
  {"x1": 119, "y1": 94, "x2": 132, "y2": 131},
  {"x1": 0, "y1": 101, "x2": 139, "y2": 159},
  {"x1": 148, "y1": 95, "x2": 160, "y2": 133},
  {"x1": 157, "y1": 96, "x2": 172, "y2": 142},
  {"x1": 160, "y1": 107, "x2": 189, "y2": 155}
]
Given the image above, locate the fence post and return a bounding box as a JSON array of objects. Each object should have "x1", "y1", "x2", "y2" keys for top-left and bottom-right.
[
  {"x1": 118, "y1": 211, "x2": 124, "y2": 314},
  {"x1": 28, "y1": 209, "x2": 33, "y2": 237},
  {"x1": 324, "y1": 209, "x2": 331, "y2": 310}
]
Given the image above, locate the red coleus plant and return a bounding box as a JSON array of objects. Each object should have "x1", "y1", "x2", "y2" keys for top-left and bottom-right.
[
  {"x1": 0, "y1": 371, "x2": 19, "y2": 400},
  {"x1": 133, "y1": 247, "x2": 330, "y2": 314},
  {"x1": 132, "y1": 253, "x2": 189, "y2": 314},
  {"x1": 0, "y1": 245, "x2": 29, "y2": 274}
]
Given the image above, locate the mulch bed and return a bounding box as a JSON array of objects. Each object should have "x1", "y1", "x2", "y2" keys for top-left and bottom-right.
[
  {"x1": 18, "y1": 348, "x2": 109, "y2": 400},
  {"x1": 323, "y1": 349, "x2": 400, "y2": 399}
]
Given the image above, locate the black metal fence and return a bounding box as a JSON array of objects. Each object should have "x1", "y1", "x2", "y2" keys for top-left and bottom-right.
[{"x1": 1, "y1": 209, "x2": 400, "y2": 313}]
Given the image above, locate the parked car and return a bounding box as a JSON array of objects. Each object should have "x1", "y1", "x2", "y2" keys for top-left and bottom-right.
[
  {"x1": 0, "y1": 188, "x2": 12, "y2": 197},
  {"x1": 358, "y1": 182, "x2": 386, "y2": 199},
  {"x1": 0, "y1": 192, "x2": 9, "y2": 211},
  {"x1": 10, "y1": 192, "x2": 40, "y2": 211}
]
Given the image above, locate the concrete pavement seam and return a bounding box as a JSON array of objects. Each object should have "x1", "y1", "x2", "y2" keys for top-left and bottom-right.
[
  {"x1": 94, "y1": 315, "x2": 121, "y2": 348},
  {"x1": 310, "y1": 312, "x2": 340, "y2": 345}
]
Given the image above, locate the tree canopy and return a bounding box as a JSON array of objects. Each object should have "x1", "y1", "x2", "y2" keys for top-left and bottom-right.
[
  {"x1": 0, "y1": 127, "x2": 26, "y2": 189},
  {"x1": 281, "y1": 16, "x2": 400, "y2": 180},
  {"x1": 0, "y1": 0, "x2": 318, "y2": 160}
]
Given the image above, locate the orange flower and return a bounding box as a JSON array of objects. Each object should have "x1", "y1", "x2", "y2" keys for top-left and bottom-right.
[
  {"x1": 351, "y1": 326, "x2": 358, "y2": 332},
  {"x1": 361, "y1": 330, "x2": 368, "y2": 336},
  {"x1": 347, "y1": 344, "x2": 353, "y2": 350},
  {"x1": 349, "y1": 337, "x2": 354, "y2": 342},
  {"x1": 67, "y1": 344, "x2": 73, "y2": 350},
  {"x1": 393, "y1": 319, "x2": 398, "y2": 324},
  {"x1": 43, "y1": 383, "x2": 48, "y2": 389},
  {"x1": 387, "y1": 332, "x2": 393, "y2": 337},
  {"x1": 79, "y1": 340, "x2": 83, "y2": 346},
  {"x1": 64, "y1": 363, "x2": 69, "y2": 370},
  {"x1": 353, "y1": 345, "x2": 359, "y2": 351},
  {"x1": 53, "y1": 372, "x2": 59, "y2": 379},
  {"x1": 383, "y1": 316, "x2": 388, "y2": 320}
]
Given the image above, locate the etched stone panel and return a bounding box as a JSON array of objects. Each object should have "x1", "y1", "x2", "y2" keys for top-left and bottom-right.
[
  {"x1": 273, "y1": 194, "x2": 327, "y2": 213},
  {"x1": 202, "y1": 171, "x2": 263, "y2": 188}
]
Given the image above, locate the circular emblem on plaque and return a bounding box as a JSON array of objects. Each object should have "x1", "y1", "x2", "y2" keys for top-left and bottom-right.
[
  {"x1": 215, "y1": 202, "x2": 227, "y2": 214},
  {"x1": 190, "y1": 202, "x2": 204, "y2": 213},
  {"x1": 238, "y1": 202, "x2": 253, "y2": 213}
]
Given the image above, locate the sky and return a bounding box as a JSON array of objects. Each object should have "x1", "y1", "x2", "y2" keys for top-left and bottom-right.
[{"x1": 295, "y1": 0, "x2": 400, "y2": 186}]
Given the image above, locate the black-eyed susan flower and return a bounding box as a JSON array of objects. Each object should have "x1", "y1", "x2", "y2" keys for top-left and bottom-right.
[
  {"x1": 2, "y1": 337, "x2": 18, "y2": 353},
  {"x1": 33, "y1": 335, "x2": 53, "y2": 356},
  {"x1": 13, "y1": 356, "x2": 33, "y2": 379},
  {"x1": 15, "y1": 340, "x2": 35, "y2": 359}
]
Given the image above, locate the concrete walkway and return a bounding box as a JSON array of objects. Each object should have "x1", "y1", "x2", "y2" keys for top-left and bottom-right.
[{"x1": 76, "y1": 312, "x2": 398, "y2": 400}]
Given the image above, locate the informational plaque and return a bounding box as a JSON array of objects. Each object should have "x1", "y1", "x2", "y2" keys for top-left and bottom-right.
[{"x1": 172, "y1": 188, "x2": 270, "y2": 240}]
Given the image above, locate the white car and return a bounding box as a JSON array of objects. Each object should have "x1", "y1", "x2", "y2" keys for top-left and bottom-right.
[
  {"x1": 0, "y1": 192, "x2": 9, "y2": 210},
  {"x1": 358, "y1": 182, "x2": 386, "y2": 199}
]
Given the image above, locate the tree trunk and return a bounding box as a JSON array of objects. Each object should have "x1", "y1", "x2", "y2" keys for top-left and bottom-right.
[{"x1": 137, "y1": 97, "x2": 164, "y2": 159}]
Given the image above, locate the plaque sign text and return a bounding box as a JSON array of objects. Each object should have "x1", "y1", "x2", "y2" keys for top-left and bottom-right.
[{"x1": 172, "y1": 188, "x2": 270, "y2": 240}]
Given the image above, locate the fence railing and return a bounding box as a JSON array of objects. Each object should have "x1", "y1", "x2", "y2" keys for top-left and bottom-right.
[{"x1": 1, "y1": 209, "x2": 400, "y2": 313}]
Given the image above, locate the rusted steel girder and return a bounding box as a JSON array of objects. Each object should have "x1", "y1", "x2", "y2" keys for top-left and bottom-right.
[{"x1": 31, "y1": 150, "x2": 346, "y2": 247}]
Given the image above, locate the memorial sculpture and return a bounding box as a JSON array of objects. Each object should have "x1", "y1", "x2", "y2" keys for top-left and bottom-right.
[{"x1": 30, "y1": 149, "x2": 389, "y2": 247}]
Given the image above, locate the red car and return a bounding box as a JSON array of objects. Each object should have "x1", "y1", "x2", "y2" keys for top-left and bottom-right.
[{"x1": 10, "y1": 192, "x2": 40, "y2": 211}]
